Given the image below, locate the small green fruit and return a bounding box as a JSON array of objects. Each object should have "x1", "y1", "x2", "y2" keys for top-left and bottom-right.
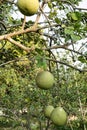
[
  {"x1": 44, "y1": 105, "x2": 54, "y2": 118},
  {"x1": 50, "y1": 107, "x2": 67, "y2": 126},
  {"x1": 36, "y1": 71, "x2": 54, "y2": 89},
  {"x1": 17, "y1": 0, "x2": 39, "y2": 16}
]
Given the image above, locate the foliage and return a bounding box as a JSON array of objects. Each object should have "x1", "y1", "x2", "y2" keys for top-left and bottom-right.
[{"x1": 0, "y1": 0, "x2": 87, "y2": 130}]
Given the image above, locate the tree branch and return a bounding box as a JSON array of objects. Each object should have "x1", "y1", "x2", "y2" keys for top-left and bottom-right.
[
  {"x1": 45, "y1": 44, "x2": 87, "y2": 57},
  {"x1": 74, "y1": 7, "x2": 87, "y2": 11},
  {"x1": 0, "y1": 26, "x2": 38, "y2": 41},
  {"x1": 22, "y1": 16, "x2": 26, "y2": 30},
  {"x1": 0, "y1": 1, "x2": 47, "y2": 52},
  {"x1": 34, "y1": 0, "x2": 46, "y2": 26},
  {"x1": 7, "y1": 37, "x2": 35, "y2": 52},
  {"x1": 46, "y1": 58, "x2": 87, "y2": 72},
  {"x1": 0, "y1": 56, "x2": 29, "y2": 67}
]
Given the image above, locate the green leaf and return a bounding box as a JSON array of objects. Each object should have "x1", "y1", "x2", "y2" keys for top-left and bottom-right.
[
  {"x1": 71, "y1": 12, "x2": 81, "y2": 21},
  {"x1": 71, "y1": 34, "x2": 81, "y2": 41},
  {"x1": 64, "y1": 26, "x2": 74, "y2": 35},
  {"x1": 48, "y1": 2, "x2": 53, "y2": 9},
  {"x1": 71, "y1": 12, "x2": 78, "y2": 20},
  {"x1": 78, "y1": 56, "x2": 86, "y2": 63},
  {"x1": 55, "y1": 17, "x2": 61, "y2": 24},
  {"x1": 36, "y1": 56, "x2": 47, "y2": 69}
]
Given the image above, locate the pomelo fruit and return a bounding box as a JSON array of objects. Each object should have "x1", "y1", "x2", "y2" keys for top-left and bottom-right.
[
  {"x1": 50, "y1": 107, "x2": 67, "y2": 126},
  {"x1": 44, "y1": 105, "x2": 54, "y2": 118},
  {"x1": 36, "y1": 71, "x2": 54, "y2": 89},
  {"x1": 17, "y1": 0, "x2": 39, "y2": 16}
]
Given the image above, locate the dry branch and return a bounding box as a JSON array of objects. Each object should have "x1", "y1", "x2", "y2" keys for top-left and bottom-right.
[
  {"x1": 7, "y1": 37, "x2": 35, "y2": 52},
  {"x1": 0, "y1": 0, "x2": 47, "y2": 53},
  {"x1": 45, "y1": 44, "x2": 86, "y2": 57}
]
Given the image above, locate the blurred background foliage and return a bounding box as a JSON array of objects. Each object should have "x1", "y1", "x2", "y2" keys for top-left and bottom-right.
[{"x1": 0, "y1": 0, "x2": 87, "y2": 130}]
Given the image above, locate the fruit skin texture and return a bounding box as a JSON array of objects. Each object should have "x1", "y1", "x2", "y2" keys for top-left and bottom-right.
[
  {"x1": 50, "y1": 107, "x2": 67, "y2": 126},
  {"x1": 17, "y1": 0, "x2": 39, "y2": 16},
  {"x1": 36, "y1": 71, "x2": 54, "y2": 89},
  {"x1": 44, "y1": 105, "x2": 54, "y2": 118}
]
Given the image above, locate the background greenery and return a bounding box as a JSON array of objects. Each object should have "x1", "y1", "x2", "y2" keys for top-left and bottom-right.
[{"x1": 0, "y1": 0, "x2": 87, "y2": 130}]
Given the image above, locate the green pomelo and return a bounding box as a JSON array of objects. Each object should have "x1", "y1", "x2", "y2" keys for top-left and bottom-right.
[
  {"x1": 50, "y1": 107, "x2": 67, "y2": 126},
  {"x1": 36, "y1": 71, "x2": 55, "y2": 89},
  {"x1": 17, "y1": 0, "x2": 39, "y2": 16},
  {"x1": 44, "y1": 105, "x2": 54, "y2": 118}
]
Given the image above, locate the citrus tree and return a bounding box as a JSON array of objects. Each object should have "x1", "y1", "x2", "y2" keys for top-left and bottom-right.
[{"x1": 0, "y1": 0, "x2": 87, "y2": 130}]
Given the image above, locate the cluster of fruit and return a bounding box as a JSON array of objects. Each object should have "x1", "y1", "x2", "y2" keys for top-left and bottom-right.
[
  {"x1": 17, "y1": 0, "x2": 67, "y2": 126},
  {"x1": 44, "y1": 105, "x2": 67, "y2": 126},
  {"x1": 36, "y1": 71, "x2": 67, "y2": 126}
]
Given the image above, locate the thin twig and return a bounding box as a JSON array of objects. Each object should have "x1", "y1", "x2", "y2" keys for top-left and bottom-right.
[
  {"x1": 22, "y1": 16, "x2": 26, "y2": 30},
  {"x1": 46, "y1": 58, "x2": 87, "y2": 72},
  {"x1": 0, "y1": 55, "x2": 33, "y2": 67},
  {"x1": 45, "y1": 44, "x2": 87, "y2": 57},
  {"x1": 34, "y1": 0, "x2": 46, "y2": 26},
  {"x1": 77, "y1": 90, "x2": 87, "y2": 130}
]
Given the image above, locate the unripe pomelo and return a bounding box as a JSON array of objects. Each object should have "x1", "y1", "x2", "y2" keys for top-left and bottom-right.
[
  {"x1": 44, "y1": 105, "x2": 54, "y2": 118},
  {"x1": 50, "y1": 107, "x2": 67, "y2": 126},
  {"x1": 17, "y1": 0, "x2": 39, "y2": 16},
  {"x1": 36, "y1": 71, "x2": 54, "y2": 89}
]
